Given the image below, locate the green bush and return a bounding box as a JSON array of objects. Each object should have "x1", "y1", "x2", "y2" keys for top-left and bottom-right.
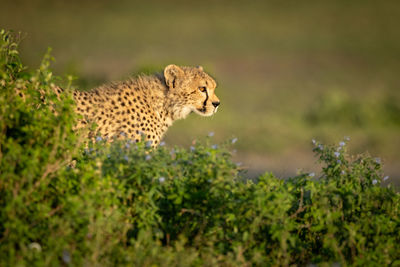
[
  {"x1": 1, "y1": 30, "x2": 399, "y2": 266},
  {"x1": 305, "y1": 90, "x2": 400, "y2": 127}
]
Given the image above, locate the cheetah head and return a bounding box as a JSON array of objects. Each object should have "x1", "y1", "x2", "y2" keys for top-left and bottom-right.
[{"x1": 164, "y1": 64, "x2": 220, "y2": 120}]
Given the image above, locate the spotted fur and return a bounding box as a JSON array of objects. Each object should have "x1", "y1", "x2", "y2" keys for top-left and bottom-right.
[{"x1": 70, "y1": 64, "x2": 220, "y2": 146}]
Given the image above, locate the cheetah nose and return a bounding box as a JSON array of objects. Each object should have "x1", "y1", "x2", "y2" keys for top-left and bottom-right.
[{"x1": 212, "y1": 101, "x2": 220, "y2": 108}]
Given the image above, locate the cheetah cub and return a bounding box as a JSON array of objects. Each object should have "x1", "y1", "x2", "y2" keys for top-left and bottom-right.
[{"x1": 73, "y1": 64, "x2": 220, "y2": 146}]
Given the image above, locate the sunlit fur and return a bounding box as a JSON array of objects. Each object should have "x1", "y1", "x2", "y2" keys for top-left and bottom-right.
[{"x1": 69, "y1": 64, "x2": 219, "y2": 146}]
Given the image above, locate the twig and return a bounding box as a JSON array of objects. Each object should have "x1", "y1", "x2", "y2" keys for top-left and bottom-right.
[{"x1": 290, "y1": 188, "x2": 306, "y2": 218}]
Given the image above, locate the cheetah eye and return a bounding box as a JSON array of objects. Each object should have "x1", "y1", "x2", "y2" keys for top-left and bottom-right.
[{"x1": 199, "y1": 86, "x2": 207, "y2": 93}]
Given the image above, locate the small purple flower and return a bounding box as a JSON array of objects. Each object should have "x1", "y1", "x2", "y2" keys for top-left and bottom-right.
[
  {"x1": 145, "y1": 155, "x2": 152, "y2": 161},
  {"x1": 334, "y1": 151, "x2": 340, "y2": 157},
  {"x1": 341, "y1": 170, "x2": 346, "y2": 175},
  {"x1": 372, "y1": 179, "x2": 378, "y2": 185},
  {"x1": 190, "y1": 146, "x2": 195, "y2": 152},
  {"x1": 374, "y1": 158, "x2": 381, "y2": 164},
  {"x1": 211, "y1": 144, "x2": 218, "y2": 149},
  {"x1": 62, "y1": 250, "x2": 71, "y2": 264},
  {"x1": 344, "y1": 136, "x2": 350, "y2": 141},
  {"x1": 339, "y1": 141, "x2": 345, "y2": 147},
  {"x1": 28, "y1": 242, "x2": 42, "y2": 252},
  {"x1": 318, "y1": 144, "x2": 324, "y2": 150},
  {"x1": 208, "y1": 132, "x2": 214, "y2": 137},
  {"x1": 383, "y1": 176, "x2": 389, "y2": 181},
  {"x1": 124, "y1": 155, "x2": 129, "y2": 161},
  {"x1": 232, "y1": 137, "x2": 238, "y2": 144},
  {"x1": 337, "y1": 159, "x2": 341, "y2": 164},
  {"x1": 145, "y1": 140, "x2": 153, "y2": 148},
  {"x1": 96, "y1": 136, "x2": 102, "y2": 142},
  {"x1": 160, "y1": 141, "x2": 166, "y2": 146},
  {"x1": 309, "y1": 172, "x2": 315, "y2": 177},
  {"x1": 312, "y1": 139, "x2": 316, "y2": 145},
  {"x1": 125, "y1": 143, "x2": 130, "y2": 149},
  {"x1": 159, "y1": 177, "x2": 165, "y2": 183}
]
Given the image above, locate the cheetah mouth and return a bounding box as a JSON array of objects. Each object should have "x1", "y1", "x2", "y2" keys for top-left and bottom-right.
[
  {"x1": 197, "y1": 107, "x2": 207, "y2": 113},
  {"x1": 195, "y1": 106, "x2": 217, "y2": 116}
]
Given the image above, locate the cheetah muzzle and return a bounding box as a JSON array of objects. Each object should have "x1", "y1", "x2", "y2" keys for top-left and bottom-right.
[{"x1": 72, "y1": 64, "x2": 220, "y2": 146}]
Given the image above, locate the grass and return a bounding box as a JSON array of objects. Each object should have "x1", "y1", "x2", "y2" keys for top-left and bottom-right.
[
  {"x1": 0, "y1": 0, "x2": 399, "y2": 179},
  {"x1": 2, "y1": 27, "x2": 400, "y2": 266}
]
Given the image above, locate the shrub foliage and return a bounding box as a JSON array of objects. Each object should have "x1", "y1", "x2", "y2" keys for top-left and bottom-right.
[{"x1": 1, "y1": 30, "x2": 399, "y2": 266}]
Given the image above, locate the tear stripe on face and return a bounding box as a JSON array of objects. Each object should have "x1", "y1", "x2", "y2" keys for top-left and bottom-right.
[{"x1": 202, "y1": 89, "x2": 209, "y2": 112}]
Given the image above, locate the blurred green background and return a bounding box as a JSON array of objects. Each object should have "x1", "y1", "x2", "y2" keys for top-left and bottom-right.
[{"x1": 1, "y1": 0, "x2": 399, "y2": 179}]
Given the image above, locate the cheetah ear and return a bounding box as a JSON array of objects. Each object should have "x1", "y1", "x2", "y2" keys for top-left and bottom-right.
[
  {"x1": 164, "y1": 64, "x2": 184, "y2": 89},
  {"x1": 197, "y1": 65, "x2": 203, "y2": 71}
]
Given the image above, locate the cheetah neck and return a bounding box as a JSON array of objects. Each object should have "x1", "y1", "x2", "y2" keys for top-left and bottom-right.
[
  {"x1": 135, "y1": 74, "x2": 178, "y2": 128},
  {"x1": 147, "y1": 75, "x2": 191, "y2": 124},
  {"x1": 169, "y1": 104, "x2": 192, "y2": 121}
]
